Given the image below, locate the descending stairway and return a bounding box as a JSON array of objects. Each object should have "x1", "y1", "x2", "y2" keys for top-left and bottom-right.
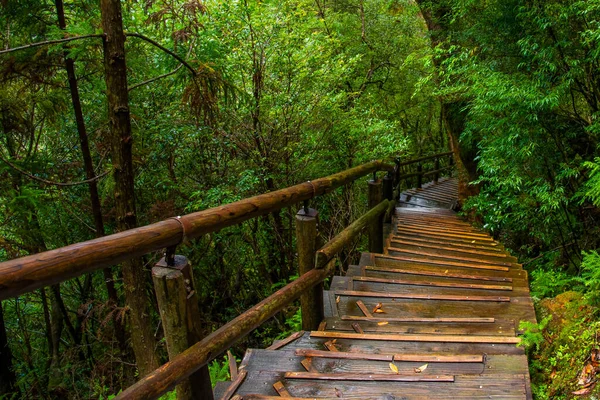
[{"x1": 215, "y1": 178, "x2": 537, "y2": 400}]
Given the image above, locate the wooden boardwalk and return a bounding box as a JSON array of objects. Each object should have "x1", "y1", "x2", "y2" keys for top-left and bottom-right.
[{"x1": 215, "y1": 178, "x2": 536, "y2": 400}]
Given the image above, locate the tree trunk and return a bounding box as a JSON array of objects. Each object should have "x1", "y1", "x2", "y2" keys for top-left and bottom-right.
[
  {"x1": 415, "y1": 1, "x2": 480, "y2": 203},
  {"x1": 100, "y1": 0, "x2": 159, "y2": 376},
  {"x1": 54, "y1": 0, "x2": 126, "y2": 353},
  {"x1": 0, "y1": 303, "x2": 16, "y2": 396}
]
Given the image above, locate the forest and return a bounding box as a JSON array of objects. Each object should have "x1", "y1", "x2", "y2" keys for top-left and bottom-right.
[{"x1": 0, "y1": 0, "x2": 599, "y2": 399}]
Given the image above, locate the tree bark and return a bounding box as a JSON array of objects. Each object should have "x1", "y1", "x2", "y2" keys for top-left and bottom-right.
[
  {"x1": 54, "y1": 0, "x2": 126, "y2": 353},
  {"x1": 100, "y1": 0, "x2": 159, "y2": 376},
  {"x1": 415, "y1": 0, "x2": 480, "y2": 202}
]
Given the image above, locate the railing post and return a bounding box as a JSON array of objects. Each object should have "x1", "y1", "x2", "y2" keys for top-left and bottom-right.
[
  {"x1": 152, "y1": 255, "x2": 213, "y2": 400},
  {"x1": 368, "y1": 176, "x2": 384, "y2": 253},
  {"x1": 295, "y1": 206, "x2": 323, "y2": 331},
  {"x1": 434, "y1": 157, "x2": 440, "y2": 183},
  {"x1": 383, "y1": 172, "x2": 394, "y2": 223},
  {"x1": 417, "y1": 163, "x2": 423, "y2": 189}
]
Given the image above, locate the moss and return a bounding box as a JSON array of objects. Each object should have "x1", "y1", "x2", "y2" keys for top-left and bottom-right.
[{"x1": 529, "y1": 291, "x2": 600, "y2": 399}]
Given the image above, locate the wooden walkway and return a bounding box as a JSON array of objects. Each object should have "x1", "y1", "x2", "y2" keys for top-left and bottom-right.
[{"x1": 215, "y1": 178, "x2": 536, "y2": 400}]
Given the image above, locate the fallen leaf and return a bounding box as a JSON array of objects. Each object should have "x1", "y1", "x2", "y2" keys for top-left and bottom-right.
[
  {"x1": 414, "y1": 363, "x2": 428, "y2": 373},
  {"x1": 372, "y1": 303, "x2": 383, "y2": 313},
  {"x1": 577, "y1": 363, "x2": 596, "y2": 387},
  {"x1": 334, "y1": 387, "x2": 343, "y2": 397},
  {"x1": 573, "y1": 386, "x2": 593, "y2": 395},
  {"x1": 444, "y1": 270, "x2": 448, "y2": 274},
  {"x1": 377, "y1": 321, "x2": 389, "y2": 326},
  {"x1": 389, "y1": 363, "x2": 399, "y2": 374},
  {"x1": 471, "y1": 240, "x2": 476, "y2": 243},
  {"x1": 336, "y1": 296, "x2": 340, "y2": 304},
  {"x1": 374, "y1": 309, "x2": 385, "y2": 313}
]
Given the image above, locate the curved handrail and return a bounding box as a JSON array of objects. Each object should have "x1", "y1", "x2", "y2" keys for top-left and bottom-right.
[{"x1": 0, "y1": 160, "x2": 392, "y2": 300}]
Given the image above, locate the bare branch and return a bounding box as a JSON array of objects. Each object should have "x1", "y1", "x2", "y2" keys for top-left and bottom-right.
[
  {"x1": 128, "y1": 63, "x2": 183, "y2": 92},
  {"x1": 0, "y1": 34, "x2": 104, "y2": 56},
  {"x1": 0, "y1": 154, "x2": 110, "y2": 187},
  {"x1": 125, "y1": 32, "x2": 197, "y2": 76}
]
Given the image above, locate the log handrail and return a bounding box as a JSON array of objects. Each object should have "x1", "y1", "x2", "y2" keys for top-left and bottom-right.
[
  {"x1": 396, "y1": 151, "x2": 453, "y2": 167},
  {"x1": 0, "y1": 160, "x2": 393, "y2": 300},
  {"x1": 115, "y1": 199, "x2": 390, "y2": 400}
]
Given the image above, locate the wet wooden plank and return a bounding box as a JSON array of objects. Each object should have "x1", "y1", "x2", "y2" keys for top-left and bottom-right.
[
  {"x1": 294, "y1": 349, "x2": 484, "y2": 364},
  {"x1": 335, "y1": 290, "x2": 511, "y2": 302},
  {"x1": 310, "y1": 331, "x2": 521, "y2": 344},
  {"x1": 329, "y1": 317, "x2": 515, "y2": 336},
  {"x1": 340, "y1": 315, "x2": 495, "y2": 323},
  {"x1": 375, "y1": 254, "x2": 510, "y2": 272},
  {"x1": 387, "y1": 247, "x2": 517, "y2": 267},
  {"x1": 234, "y1": 370, "x2": 528, "y2": 398},
  {"x1": 338, "y1": 296, "x2": 535, "y2": 327},
  {"x1": 284, "y1": 372, "x2": 455, "y2": 382},
  {"x1": 391, "y1": 239, "x2": 508, "y2": 258},
  {"x1": 353, "y1": 276, "x2": 513, "y2": 291},
  {"x1": 365, "y1": 265, "x2": 514, "y2": 283}
]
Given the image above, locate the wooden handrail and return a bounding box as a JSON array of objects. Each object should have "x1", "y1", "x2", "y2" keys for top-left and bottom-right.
[
  {"x1": 396, "y1": 151, "x2": 453, "y2": 167},
  {"x1": 115, "y1": 199, "x2": 390, "y2": 399},
  {"x1": 0, "y1": 160, "x2": 390, "y2": 300},
  {"x1": 316, "y1": 200, "x2": 390, "y2": 267}
]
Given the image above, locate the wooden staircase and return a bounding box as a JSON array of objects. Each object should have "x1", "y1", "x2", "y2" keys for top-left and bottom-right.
[{"x1": 215, "y1": 178, "x2": 537, "y2": 400}]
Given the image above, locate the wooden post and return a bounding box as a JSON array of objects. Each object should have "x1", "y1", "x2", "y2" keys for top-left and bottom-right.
[
  {"x1": 382, "y1": 173, "x2": 394, "y2": 223},
  {"x1": 416, "y1": 163, "x2": 423, "y2": 189},
  {"x1": 152, "y1": 256, "x2": 213, "y2": 400},
  {"x1": 295, "y1": 207, "x2": 323, "y2": 331},
  {"x1": 368, "y1": 179, "x2": 384, "y2": 253},
  {"x1": 434, "y1": 157, "x2": 440, "y2": 183}
]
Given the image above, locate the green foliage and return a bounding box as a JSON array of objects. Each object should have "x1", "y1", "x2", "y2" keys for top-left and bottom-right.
[
  {"x1": 208, "y1": 356, "x2": 231, "y2": 388},
  {"x1": 518, "y1": 316, "x2": 551, "y2": 354}
]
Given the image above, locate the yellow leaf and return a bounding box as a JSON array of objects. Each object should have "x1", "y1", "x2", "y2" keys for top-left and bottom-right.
[
  {"x1": 389, "y1": 363, "x2": 399, "y2": 374},
  {"x1": 471, "y1": 240, "x2": 476, "y2": 243},
  {"x1": 415, "y1": 363, "x2": 428, "y2": 373},
  {"x1": 374, "y1": 309, "x2": 385, "y2": 313},
  {"x1": 336, "y1": 296, "x2": 340, "y2": 304},
  {"x1": 377, "y1": 321, "x2": 389, "y2": 326}
]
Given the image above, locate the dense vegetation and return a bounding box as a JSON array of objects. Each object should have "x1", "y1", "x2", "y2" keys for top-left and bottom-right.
[{"x1": 1, "y1": 0, "x2": 600, "y2": 398}]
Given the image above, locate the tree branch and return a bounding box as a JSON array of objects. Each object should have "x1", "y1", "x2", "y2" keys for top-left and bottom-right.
[
  {"x1": 124, "y1": 32, "x2": 197, "y2": 76},
  {"x1": 0, "y1": 34, "x2": 104, "y2": 56},
  {"x1": 128, "y1": 63, "x2": 183, "y2": 91},
  {"x1": 0, "y1": 154, "x2": 110, "y2": 187}
]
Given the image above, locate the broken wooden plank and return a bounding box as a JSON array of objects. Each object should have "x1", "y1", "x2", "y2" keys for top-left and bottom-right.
[
  {"x1": 266, "y1": 331, "x2": 305, "y2": 350},
  {"x1": 355, "y1": 300, "x2": 373, "y2": 317},
  {"x1": 300, "y1": 358, "x2": 317, "y2": 372},
  {"x1": 228, "y1": 350, "x2": 238, "y2": 380},
  {"x1": 351, "y1": 322, "x2": 364, "y2": 334},
  {"x1": 284, "y1": 371, "x2": 455, "y2": 382},
  {"x1": 336, "y1": 290, "x2": 511, "y2": 302},
  {"x1": 220, "y1": 369, "x2": 247, "y2": 400},
  {"x1": 272, "y1": 381, "x2": 291, "y2": 397},
  {"x1": 323, "y1": 340, "x2": 340, "y2": 352},
  {"x1": 310, "y1": 331, "x2": 521, "y2": 344}
]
